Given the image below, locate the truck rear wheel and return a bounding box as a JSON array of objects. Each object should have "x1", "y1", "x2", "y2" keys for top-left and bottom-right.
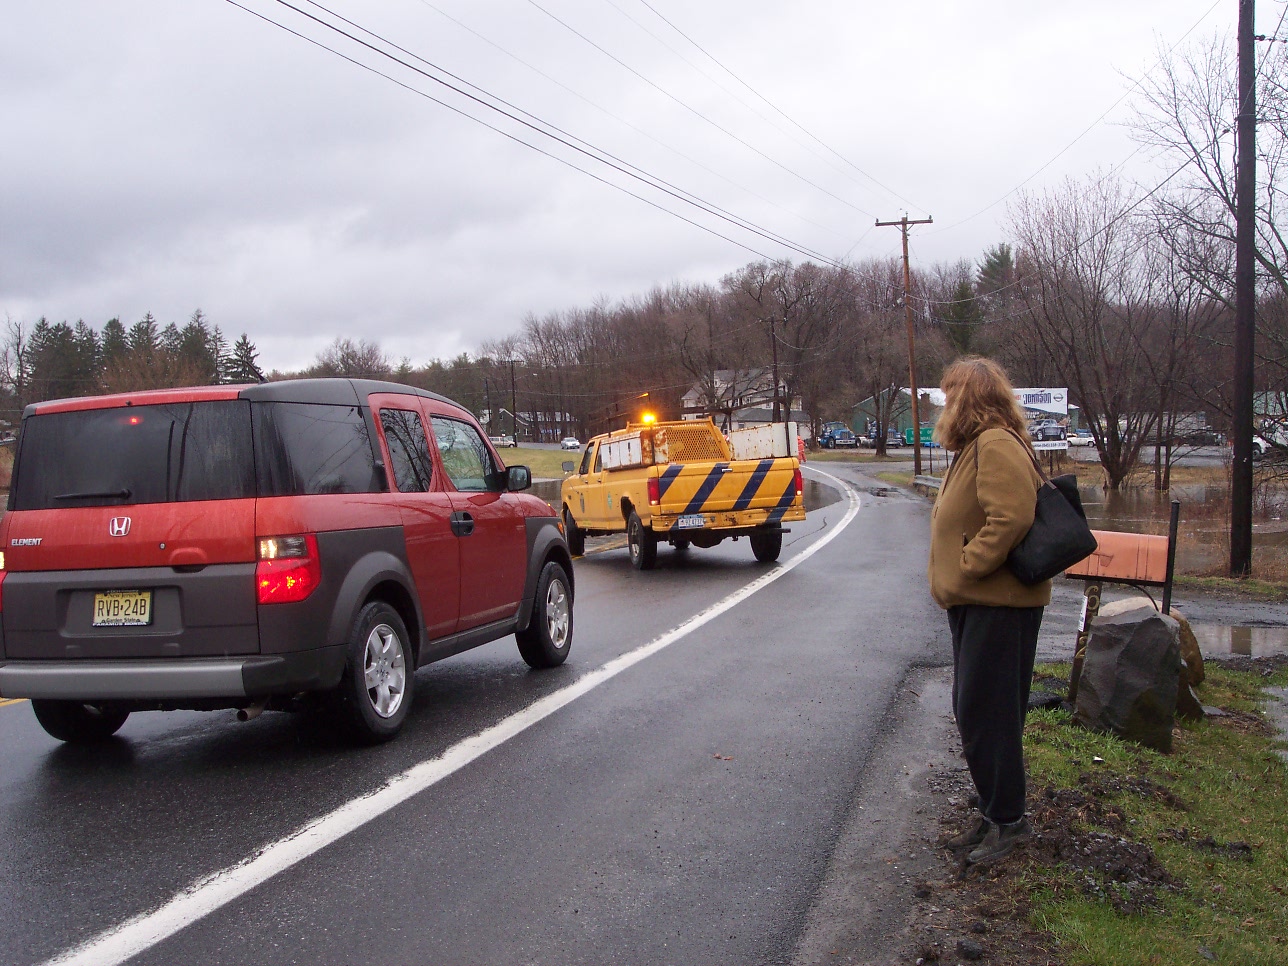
[
  {"x1": 750, "y1": 529, "x2": 783, "y2": 563},
  {"x1": 627, "y1": 511, "x2": 657, "y2": 570},
  {"x1": 31, "y1": 700, "x2": 130, "y2": 743},
  {"x1": 563, "y1": 506, "x2": 585, "y2": 556}
]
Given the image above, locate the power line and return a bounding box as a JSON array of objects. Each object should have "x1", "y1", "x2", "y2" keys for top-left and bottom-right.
[
  {"x1": 412, "y1": 0, "x2": 854, "y2": 246},
  {"x1": 232, "y1": 0, "x2": 844, "y2": 267},
  {"x1": 525, "y1": 0, "x2": 881, "y2": 219},
  {"x1": 630, "y1": 0, "x2": 925, "y2": 214},
  {"x1": 925, "y1": 0, "x2": 1225, "y2": 237}
]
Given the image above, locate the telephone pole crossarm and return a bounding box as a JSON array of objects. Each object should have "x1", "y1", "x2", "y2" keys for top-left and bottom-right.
[{"x1": 875, "y1": 215, "x2": 934, "y2": 476}]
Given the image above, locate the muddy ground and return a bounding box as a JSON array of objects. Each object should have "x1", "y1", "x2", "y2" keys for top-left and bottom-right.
[{"x1": 791, "y1": 585, "x2": 1288, "y2": 966}]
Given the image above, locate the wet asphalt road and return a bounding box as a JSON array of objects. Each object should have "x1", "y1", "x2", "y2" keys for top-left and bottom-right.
[{"x1": 0, "y1": 466, "x2": 950, "y2": 966}]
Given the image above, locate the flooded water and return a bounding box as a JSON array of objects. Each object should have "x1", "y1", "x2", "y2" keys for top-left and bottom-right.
[
  {"x1": 1078, "y1": 483, "x2": 1288, "y2": 573},
  {"x1": 1191, "y1": 623, "x2": 1288, "y2": 659}
]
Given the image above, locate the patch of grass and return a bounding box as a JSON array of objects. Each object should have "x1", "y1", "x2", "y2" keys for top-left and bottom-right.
[
  {"x1": 875, "y1": 471, "x2": 914, "y2": 488},
  {"x1": 1019, "y1": 662, "x2": 1288, "y2": 964},
  {"x1": 502, "y1": 446, "x2": 578, "y2": 480},
  {"x1": 1173, "y1": 574, "x2": 1288, "y2": 602}
]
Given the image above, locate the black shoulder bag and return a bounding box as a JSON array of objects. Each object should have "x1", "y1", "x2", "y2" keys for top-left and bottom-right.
[{"x1": 979, "y1": 431, "x2": 1098, "y2": 585}]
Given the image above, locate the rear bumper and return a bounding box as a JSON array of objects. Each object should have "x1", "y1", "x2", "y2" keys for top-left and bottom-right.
[{"x1": 0, "y1": 647, "x2": 346, "y2": 701}]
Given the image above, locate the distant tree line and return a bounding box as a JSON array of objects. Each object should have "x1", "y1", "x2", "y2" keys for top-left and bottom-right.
[{"x1": 1, "y1": 310, "x2": 264, "y2": 423}]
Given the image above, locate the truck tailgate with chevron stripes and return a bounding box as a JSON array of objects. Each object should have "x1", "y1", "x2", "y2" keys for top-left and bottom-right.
[{"x1": 652, "y1": 457, "x2": 804, "y2": 530}]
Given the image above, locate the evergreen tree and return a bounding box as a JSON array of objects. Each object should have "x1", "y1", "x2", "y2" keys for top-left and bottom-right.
[
  {"x1": 101, "y1": 317, "x2": 127, "y2": 365},
  {"x1": 226, "y1": 333, "x2": 265, "y2": 383},
  {"x1": 939, "y1": 278, "x2": 982, "y2": 355},
  {"x1": 127, "y1": 313, "x2": 160, "y2": 359},
  {"x1": 976, "y1": 243, "x2": 1016, "y2": 301}
]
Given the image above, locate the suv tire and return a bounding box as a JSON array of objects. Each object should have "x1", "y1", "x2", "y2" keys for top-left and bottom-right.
[
  {"x1": 31, "y1": 700, "x2": 130, "y2": 743},
  {"x1": 563, "y1": 506, "x2": 585, "y2": 556},
  {"x1": 627, "y1": 510, "x2": 657, "y2": 570},
  {"x1": 750, "y1": 529, "x2": 783, "y2": 563},
  {"x1": 516, "y1": 561, "x2": 573, "y2": 668},
  {"x1": 337, "y1": 601, "x2": 414, "y2": 744}
]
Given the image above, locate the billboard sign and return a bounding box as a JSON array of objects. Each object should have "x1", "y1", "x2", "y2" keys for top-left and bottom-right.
[{"x1": 1014, "y1": 388, "x2": 1069, "y2": 451}]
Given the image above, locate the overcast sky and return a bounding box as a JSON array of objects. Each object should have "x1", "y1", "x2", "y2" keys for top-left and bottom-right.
[{"x1": 0, "y1": 0, "x2": 1267, "y2": 372}]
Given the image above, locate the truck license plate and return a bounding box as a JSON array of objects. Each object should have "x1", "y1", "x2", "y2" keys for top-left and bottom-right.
[
  {"x1": 676, "y1": 514, "x2": 705, "y2": 529},
  {"x1": 92, "y1": 590, "x2": 153, "y2": 627}
]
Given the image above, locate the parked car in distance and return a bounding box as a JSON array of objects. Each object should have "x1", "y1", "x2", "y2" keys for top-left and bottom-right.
[
  {"x1": 818, "y1": 421, "x2": 857, "y2": 449},
  {"x1": 1068, "y1": 428, "x2": 1095, "y2": 446},
  {"x1": 560, "y1": 437, "x2": 581, "y2": 450},
  {"x1": 1030, "y1": 419, "x2": 1066, "y2": 441},
  {"x1": 489, "y1": 434, "x2": 517, "y2": 448},
  {"x1": 0, "y1": 379, "x2": 575, "y2": 746},
  {"x1": 1174, "y1": 428, "x2": 1224, "y2": 447}
]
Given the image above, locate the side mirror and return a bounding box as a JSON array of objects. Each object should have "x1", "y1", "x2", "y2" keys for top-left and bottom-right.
[
  {"x1": 562, "y1": 460, "x2": 575, "y2": 474},
  {"x1": 507, "y1": 465, "x2": 532, "y2": 491}
]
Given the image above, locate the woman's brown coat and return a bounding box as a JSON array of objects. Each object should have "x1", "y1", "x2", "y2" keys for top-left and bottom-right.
[{"x1": 928, "y1": 427, "x2": 1052, "y2": 609}]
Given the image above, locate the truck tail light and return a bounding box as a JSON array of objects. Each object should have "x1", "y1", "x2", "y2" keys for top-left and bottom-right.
[
  {"x1": 647, "y1": 476, "x2": 660, "y2": 507},
  {"x1": 256, "y1": 534, "x2": 321, "y2": 604},
  {"x1": 793, "y1": 468, "x2": 804, "y2": 498}
]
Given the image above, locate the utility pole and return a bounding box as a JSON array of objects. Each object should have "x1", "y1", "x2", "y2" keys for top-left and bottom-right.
[
  {"x1": 876, "y1": 214, "x2": 933, "y2": 476},
  {"x1": 509, "y1": 359, "x2": 518, "y2": 442},
  {"x1": 1231, "y1": 0, "x2": 1256, "y2": 576},
  {"x1": 770, "y1": 315, "x2": 782, "y2": 422}
]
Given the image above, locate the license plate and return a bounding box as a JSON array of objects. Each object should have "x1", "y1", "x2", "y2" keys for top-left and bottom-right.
[
  {"x1": 92, "y1": 590, "x2": 153, "y2": 627},
  {"x1": 676, "y1": 513, "x2": 706, "y2": 529}
]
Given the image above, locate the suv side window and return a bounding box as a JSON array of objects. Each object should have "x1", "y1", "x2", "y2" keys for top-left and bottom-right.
[
  {"x1": 253, "y1": 402, "x2": 381, "y2": 496},
  {"x1": 379, "y1": 409, "x2": 433, "y2": 493},
  {"x1": 430, "y1": 416, "x2": 499, "y2": 493}
]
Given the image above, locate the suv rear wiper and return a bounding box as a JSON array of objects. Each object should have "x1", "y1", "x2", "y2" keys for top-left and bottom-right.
[{"x1": 53, "y1": 488, "x2": 132, "y2": 501}]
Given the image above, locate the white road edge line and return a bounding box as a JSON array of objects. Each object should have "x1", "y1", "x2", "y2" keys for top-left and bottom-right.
[{"x1": 43, "y1": 469, "x2": 860, "y2": 966}]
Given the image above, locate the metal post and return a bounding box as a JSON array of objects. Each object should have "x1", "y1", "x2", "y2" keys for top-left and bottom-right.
[
  {"x1": 509, "y1": 359, "x2": 518, "y2": 441},
  {"x1": 1162, "y1": 499, "x2": 1181, "y2": 615},
  {"x1": 1231, "y1": 0, "x2": 1256, "y2": 575},
  {"x1": 1067, "y1": 580, "x2": 1102, "y2": 705}
]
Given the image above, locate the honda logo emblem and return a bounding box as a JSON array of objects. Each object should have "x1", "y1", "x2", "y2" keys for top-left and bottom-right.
[{"x1": 108, "y1": 517, "x2": 131, "y2": 537}]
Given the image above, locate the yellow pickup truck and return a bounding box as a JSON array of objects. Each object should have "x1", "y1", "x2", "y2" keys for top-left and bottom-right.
[{"x1": 560, "y1": 419, "x2": 805, "y2": 569}]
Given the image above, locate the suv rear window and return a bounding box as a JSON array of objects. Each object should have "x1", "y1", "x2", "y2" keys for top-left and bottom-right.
[
  {"x1": 253, "y1": 402, "x2": 383, "y2": 496},
  {"x1": 11, "y1": 401, "x2": 255, "y2": 510}
]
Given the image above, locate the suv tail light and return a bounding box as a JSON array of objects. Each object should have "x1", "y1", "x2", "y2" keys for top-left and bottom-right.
[
  {"x1": 793, "y1": 468, "x2": 804, "y2": 498},
  {"x1": 647, "y1": 477, "x2": 660, "y2": 507},
  {"x1": 256, "y1": 534, "x2": 321, "y2": 604}
]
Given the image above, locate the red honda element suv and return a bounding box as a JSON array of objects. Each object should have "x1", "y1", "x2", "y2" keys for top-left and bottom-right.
[{"x1": 0, "y1": 379, "x2": 574, "y2": 744}]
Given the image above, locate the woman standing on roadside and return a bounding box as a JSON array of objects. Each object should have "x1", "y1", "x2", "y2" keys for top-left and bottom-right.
[{"x1": 928, "y1": 357, "x2": 1049, "y2": 866}]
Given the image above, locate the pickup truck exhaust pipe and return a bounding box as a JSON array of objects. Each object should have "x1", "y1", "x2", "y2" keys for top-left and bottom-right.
[{"x1": 236, "y1": 700, "x2": 268, "y2": 722}]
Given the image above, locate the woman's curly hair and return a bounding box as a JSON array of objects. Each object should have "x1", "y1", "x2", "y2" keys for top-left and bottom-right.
[{"x1": 934, "y1": 356, "x2": 1033, "y2": 453}]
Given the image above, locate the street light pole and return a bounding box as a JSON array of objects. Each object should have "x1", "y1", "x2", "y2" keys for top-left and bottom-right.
[
  {"x1": 770, "y1": 316, "x2": 782, "y2": 422},
  {"x1": 876, "y1": 214, "x2": 933, "y2": 477},
  {"x1": 509, "y1": 359, "x2": 518, "y2": 442}
]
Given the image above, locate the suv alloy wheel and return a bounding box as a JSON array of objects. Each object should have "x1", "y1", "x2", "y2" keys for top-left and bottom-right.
[
  {"x1": 515, "y1": 561, "x2": 573, "y2": 668},
  {"x1": 339, "y1": 601, "x2": 415, "y2": 743}
]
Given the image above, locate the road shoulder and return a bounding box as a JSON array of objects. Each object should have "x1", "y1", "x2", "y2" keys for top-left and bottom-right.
[{"x1": 791, "y1": 664, "x2": 958, "y2": 965}]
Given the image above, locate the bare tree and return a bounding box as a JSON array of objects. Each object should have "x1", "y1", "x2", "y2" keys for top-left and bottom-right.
[{"x1": 1009, "y1": 175, "x2": 1164, "y2": 488}]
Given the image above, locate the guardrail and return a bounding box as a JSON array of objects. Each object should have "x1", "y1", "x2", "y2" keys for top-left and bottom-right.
[{"x1": 912, "y1": 475, "x2": 941, "y2": 496}]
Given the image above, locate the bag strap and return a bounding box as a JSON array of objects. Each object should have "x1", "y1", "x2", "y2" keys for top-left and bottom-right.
[{"x1": 973, "y1": 428, "x2": 1051, "y2": 485}]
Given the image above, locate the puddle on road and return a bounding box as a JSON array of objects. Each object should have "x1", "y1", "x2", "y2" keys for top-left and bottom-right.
[{"x1": 1191, "y1": 623, "x2": 1288, "y2": 659}]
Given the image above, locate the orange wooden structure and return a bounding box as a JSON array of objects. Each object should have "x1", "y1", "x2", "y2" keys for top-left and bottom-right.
[
  {"x1": 1065, "y1": 502, "x2": 1181, "y2": 704},
  {"x1": 1065, "y1": 530, "x2": 1171, "y2": 586}
]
